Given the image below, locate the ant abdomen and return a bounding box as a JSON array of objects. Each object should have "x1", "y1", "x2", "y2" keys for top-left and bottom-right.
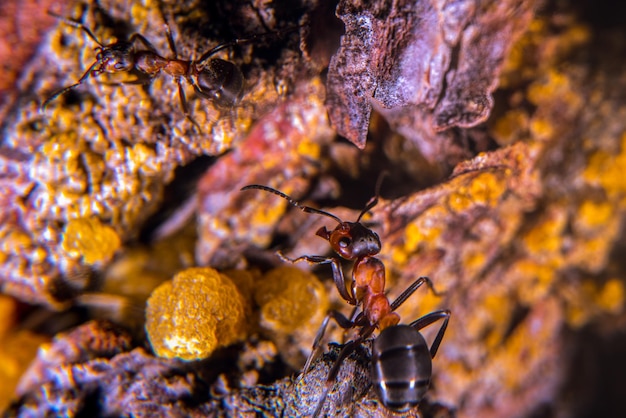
[
  {"x1": 196, "y1": 58, "x2": 244, "y2": 108},
  {"x1": 371, "y1": 325, "x2": 432, "y2": 412}
]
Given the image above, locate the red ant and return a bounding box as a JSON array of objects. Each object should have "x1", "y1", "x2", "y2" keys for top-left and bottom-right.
[
  {"x1": 41, "y1": 11, "x2": 294, "y2": 130},
  {"x1": 240, "y1": 180, "x2": 450, "y2": 415}
]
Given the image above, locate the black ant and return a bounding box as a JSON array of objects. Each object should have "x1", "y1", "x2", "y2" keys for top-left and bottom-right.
[
  {"x1": 240, "y1": 180, "x2": 450, "y2": 415},
  {"x1": 41, "y1": 11, "x2": 295, "y2": 130}
]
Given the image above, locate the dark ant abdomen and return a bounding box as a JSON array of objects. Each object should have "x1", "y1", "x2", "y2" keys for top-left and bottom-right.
[
  {"x1": 371, "y1": 325, "x2": 432, "y2": 411},
  {"x1": 196, "y1": 58, "x2": 244, "y2": 108}
]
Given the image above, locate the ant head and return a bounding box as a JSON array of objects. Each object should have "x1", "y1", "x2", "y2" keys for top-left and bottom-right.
[
  {"x1": 317, "y1": 222, "x2": 381, "y2": 260},
  {"x1": 240, "y1": 184, "x2": 384, "y2": 260},
  {"x1": 96, "y1": 43, "x2": 135, "y2": 73},
  {"x1": 195, "y1": 58, "x2": 244, "y2": 108}
]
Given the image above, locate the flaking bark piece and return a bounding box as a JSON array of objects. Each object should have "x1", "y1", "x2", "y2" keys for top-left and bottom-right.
[
  {"x1": 8, "y1": 321, "x2": 453, "y2": 417},
  {"x1": 9, "y1": 320, "x2": 216, "y2": 417},
  {"x1": 213, "y1": 342, "x2": 453, "y2": 417},
  {"x1": 326, "y1": 0, "x2": 537, "y2": 153}
]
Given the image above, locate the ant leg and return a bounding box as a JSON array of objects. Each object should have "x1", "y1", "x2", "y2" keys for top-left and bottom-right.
[
  {"x1": 277, "y1": 252, "x2": 356, "y2": 305},
  {"x1": 128, "y1": 32, "x2": 159, "y2": 54},
  {"x1": 302, "y1": 310, "x2": 355, "y2": 375},
  {"x1": 390, "y1": 276, "x2": 443, "y2": 312},
  {"x1": 408, "y1": 310, "x2": 451, "y2": 358},
  {"x1": 195, "y1": 25, "x2": 300, "y2": 65},
  {"x1": 41, "y1": 61, "x2": 99, "y2": 111},
  {"x1": 99, "y1": 76, "x2": 153, "y2": 87},
  {"x1": 311, "y1": 324, "x2": 377, "y2": 418},
  {"x1": 240, "y1": 185, "x2": 344, "y2": 224},
  {"x1": 175, "y1": 78, "x2": 202, "y2": 133},
  {"x1": 162, "y1": 24, "x2": 178, "y2": 58}
]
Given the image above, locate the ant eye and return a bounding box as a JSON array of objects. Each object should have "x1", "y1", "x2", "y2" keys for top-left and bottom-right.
[{"x1": 338, "y1": 237, "x2": 351, "y2": 248}]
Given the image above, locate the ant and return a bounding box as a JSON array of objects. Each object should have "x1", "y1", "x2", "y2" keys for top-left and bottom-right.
[
  {"x1": 240, "y1": 180, "x2": 450, "y2": 416},
  {"x1": 41, "y1": 11, "x2": 294, "y2": 130}
]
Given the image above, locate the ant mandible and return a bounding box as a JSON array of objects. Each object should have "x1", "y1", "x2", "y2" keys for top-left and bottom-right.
[
  {"x1": 240, "y1": 179, "x2": 450, "y2": 416},
  {"x1": 41, "y1": 11, "x2": 289, "y2": 130}
]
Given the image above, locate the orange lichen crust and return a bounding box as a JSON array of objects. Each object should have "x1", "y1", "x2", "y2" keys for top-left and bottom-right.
[
  {"x1": 255, "y1": 266, "x2": 328, "y2": 335},
  {"x1": 61, "y1": 217, "x2": 121, "y2": 265},
  {"x1": 195, "y1": 78, "x2": 333, "y2": 267},
  {"x1": 0, "y1": 0, "x2": 307, "y2": 306},
  {"x1": 364, "y1": 10, "x2": 626, "y2": 418},
  {"x1": 0, "y1": 295, "x2": 49, "y2": 411},
  {"x1": 145, "y1": 267, "x2": 248, "y2": 361},
  {"x1": 252, "y1": 267, "x2": 329, "y2": 369}
]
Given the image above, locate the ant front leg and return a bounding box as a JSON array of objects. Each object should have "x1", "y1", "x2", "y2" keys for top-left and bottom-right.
[
  {"x1": 162, "y1": 24, "x2": 178, "y2": 59},
  {"x1": 277, "y1": 252, "x2": 356, "y2": 305},
  {"x1": 128, "y1": 32, "x2": 159, "y2": 55},
  {"x1": 408, "y1": 309, "x2": 451, "y2": 358}
]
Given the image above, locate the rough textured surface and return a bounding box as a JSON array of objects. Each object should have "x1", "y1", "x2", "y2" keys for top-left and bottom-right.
[
  {"x1": 195, "y1": 77, "x2": 334, "y2": 268},
  {"x1": 8, "y1": 321, "x2": 215, "y2": 417},
  {"x1": 0, "y1": 0, "x2": 307, "y2": 307},
  {"x1": 326, "y1": 0, "x2": 537, "y2": 158},
  {"x1": 5, "y1": 321, "x2": 453, "y2": 417},
  {"x1": 3, "y1": 0, "x2": 626, "y2": 417},
  {"x1": 145, "y1": 267, "x2": 248, "y2": 360}
]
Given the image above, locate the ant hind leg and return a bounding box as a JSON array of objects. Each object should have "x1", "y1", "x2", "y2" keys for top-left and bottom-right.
[
  {"x1": 175, "y1": 78, "x2": 203, "y2": 133},
  {"x1": 408, "y1": 309, "x2": 451, "y2": 359}
]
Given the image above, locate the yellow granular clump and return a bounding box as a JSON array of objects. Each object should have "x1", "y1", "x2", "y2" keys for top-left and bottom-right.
[
  {"x1": 61, "y1": 217, "x2": 121, "y2": 264},
  {"x1": 254, "y1": 267, "x2": 328, "y2": 334},
  {"x1": 0, "y1": 295, "x2": 49, "y2": 411},
  {"x1": 145, "y1": 267, "x2": 247, "y2": 360}
]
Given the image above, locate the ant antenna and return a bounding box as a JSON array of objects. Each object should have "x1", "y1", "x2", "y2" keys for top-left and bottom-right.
[
  {"x1": 47, "y1": 10, "x2": 104, "y2": 47},
  {"x1": 40, "y1": 61, "x2": 100, "y2": 112},
  {"x1": 40, "y1": 11, "x2": 105, "y2": 112},
  {"x1": 240, "y1": 185, "x2": 344, "y2": 224},
  {"x1": 356, "y1": 171, "x2": 388, "y2": 222}
]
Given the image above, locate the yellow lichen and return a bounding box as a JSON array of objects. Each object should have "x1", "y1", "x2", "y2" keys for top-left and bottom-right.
[
  {"x1": 528, "y1": 116, "x2": 554, "y2": 141},
  {"x1": 462, "y1": 250, "x2": 487, "y2": 278},
  {"x1": 522, "y1": 210, "x2": 567, "y2": 259},
  {"x1": 464, "y1": 292, "x2": 513, "y2": 349},
  {"x1": 0, "y1": 295, "x2": 49, "y2": 411},
  {"x1": 254, "y1": 267, "x2": 328, "y2": 334},
  {"x1": 447, "y1": 172, "x2": 506, "y2": 213},
  {"x1": 565, "y1": 278, "x2": 625, "y2": 328},
  {"x1": 490, "y1": 109, "x2": 529, "y2": 146},
  {"x1": 61, "y1": 217, "x2": 121, "y2": 264},
  {"x1": 596, "y1": 279, "x2": 624, "y2": 314},
  {"x1": 578, "y1": 200, "x2": 614, "y2": 230},
  {"x1": 297, "y1": 139, "x2": 321, "y2": 159},
  {"x1": 492, "y1": 300, "x2": 558, "y2": 391},
  {"x1": 527, "y1": 70, "x2": 583, "y2": 115},
  {"x1": 514, "y1": 260, "x2": 558, "y2": 305},
  {"x1": 0, "y1": 230, "x2": 33, "y2": 257},
  {"x1": 583, "y1": 133, "x2": 626, "y2": 199},
  {"x1": 252, "y1": 198, "x2": 289, "y2": 227},
  {"x1": 403, "y1": 205, "x2": 447, "y2": 254},
  {"x1": 145, "y1": 267, "x2": 248, "y2": 360},
  {"x1": 527, "y1": 71, "x2": 570, "y2": 105}
]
